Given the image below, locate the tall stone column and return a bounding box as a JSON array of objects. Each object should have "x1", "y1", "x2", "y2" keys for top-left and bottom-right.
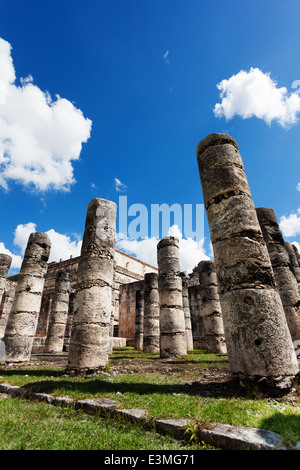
[
  {"x1": 196, "y1": 133, "x2": 298, "y2": 395},
  {"x1": 67, "y1": 198, "x2": 117, "y2": 374},
  {"x1": 157, "y1": 237, "x2": 187, "y2": 358},
  {"x1": 0, "y1": 254, "x2": 12, "y2": 305},
  {"x1": 256, "y1": 207, "x2": 300, "y2": 346},
  {"x1": 285, "y1": 241, "x2": 300, "y2": 285},
  {"x1": 0, "y1": 285, "x2": 15, "y2": 339},
  {"x1": 3, "y1": 233, "x2": 51, "y2": 362},
  {"x1": 180, "y1": 273, "x2": 193, "y2": 352},
  {"x1": 134, "y1": 289, "x2": 144, "y2": 350},
  {"x1": 44, "y1": 270, "x2": 71, "y2": 353},
  {"x1": 197, "y1": 260, "x2": 226, "y2": 354},
  {"x1": 143, "y1": 272, "x2": 160, "y2": 353},
  {"x1": 63, "y1": 291, "x2": 76, "y2": 352}
]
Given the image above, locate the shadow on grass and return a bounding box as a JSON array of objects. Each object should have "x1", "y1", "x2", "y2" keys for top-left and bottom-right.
[
  {"x1": 260, "y1": 413, "x2": 300, "y2": 447},
  {"x1": 4, "y1": 373, "x2": 244, "y2": 399},
  {"x1": 0, "y1": 368, "x2": 64, "y2": 378}
]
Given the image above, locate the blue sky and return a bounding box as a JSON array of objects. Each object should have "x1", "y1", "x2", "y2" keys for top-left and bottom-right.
[{"x1": 1, "y1": 0, "x2": 300, "y2": 274}]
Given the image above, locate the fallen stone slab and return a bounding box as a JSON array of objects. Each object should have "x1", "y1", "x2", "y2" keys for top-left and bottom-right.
[
  {"x1": 52, "y1": 396, "x2": 76, "y2": 408},
  {"x1": 30, "y1": 392, "x2": 54, "y2": 404},
  {"x1": 155, "y1": 418, "x2": 190, "y2": 440},
  {"x1": 113, "y1": 408, "x2": 147, "y2": 424},
  {"x1": 0, "y1": 383, "x2": 28, "y2": 397},
  {"x1": 198, "y1": 423, "x2": 287, "y2": 450},
  {"x1": 75, "y1": 398, "x2": 118, "y2": 415}
]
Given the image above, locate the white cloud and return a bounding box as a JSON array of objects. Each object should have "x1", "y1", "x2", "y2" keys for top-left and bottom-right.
[
  {"x1": 214, "y1": 67, "x2": 300, "y2": 128},
  {"x1": 13, "y1": 222, "x2": 37, "y2": 254},
  {"x1": 116, "y1": 224, "x2": 210, "y2": 273},
  {"x1": 45, "y1": 229, "x2": 82, "y2": 263},
  {"x1": 0, "y1": 37, "x2": 92, "y2": 192},
  {"x1": 117, "y1": 236, "x2": 159, "y2": 268},
  {"x1": 163, "y1": 50, "x2": 170, "y2": 65},
  {"x1": 114, "y1": 177, "x2": 127, "y2": 193},
  {"x1": 279, "y1": 208, "x2": 300, "y2": 237},
  {"x1": 0, "y1": 242, "x2": 22, "y2": 270},
  {"x1": 1, "y1": 222, "x2": 83, "y2": 273}
]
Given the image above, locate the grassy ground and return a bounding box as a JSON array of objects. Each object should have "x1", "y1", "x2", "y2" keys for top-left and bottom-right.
[{"x1": 1, "y1": 348, "x2": 300, "y2": 449}]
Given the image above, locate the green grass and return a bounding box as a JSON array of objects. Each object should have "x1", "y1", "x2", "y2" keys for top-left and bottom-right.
[
  {"x1": 0, "y1": 396, "x2": 198, "y2": 450},
  {"x1": 1, "y1": 347, "x2": 300, "y2": 449}
]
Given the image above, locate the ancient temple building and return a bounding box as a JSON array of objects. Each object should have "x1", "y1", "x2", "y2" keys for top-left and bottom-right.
[{"x1": 0, "y1": 248, "x2": 158, "y2": 353}]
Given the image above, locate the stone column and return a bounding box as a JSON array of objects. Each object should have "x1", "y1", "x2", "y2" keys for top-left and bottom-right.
[
  {"x1": 143, "y1": 272, "x2": 160, "y2": 353},
  {"x1": 196, "y1": 133, "x2": 298, "y2": 395},
  {"x1": 0, "y1": 285, "x2": 15, "y2": 339},
  {"x1": 63, "y1": 292, "x2": 76, "y2": 352},
  {"x1": 256, "y1": 207, "x2": 300, "y2": 346},
  {"x1": 0, "y1": 254, "x2": 12, "y2": 305},
  {"x1": 3, "y1": 233, "x2": 51, "y2": 362},
  {"x1": 157, "y1": 236, "x2": 187, "y2": 358},
  {"x1": 197, "y1": 260, "x2": 226, "y2": 354},
  {"x1": 44, "y1": 270, "x2": 71, "y2": 353},
  {"x1": 67, "y1": 198, "x2": 117, "y2": 374},
  {"x1": 292, "y1": 244, "x2": 300, "y2": 267},
  {"x1": 285, "y1": 241, "x2": 300, "y2": 285},
  {"x1": 134, "y1": 289, "x2": 144, "y2": 350},
  {"x1": 188, "y1": 284, "x2": 205, "y2": 349},
  {"x1": 180, "y1": 273, "x2": 193, "y2": 352}
]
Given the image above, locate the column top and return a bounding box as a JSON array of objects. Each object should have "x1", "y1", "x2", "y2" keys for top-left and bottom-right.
[{"x1": 196, "y1": 133, "x2": 239, "y2": 158}]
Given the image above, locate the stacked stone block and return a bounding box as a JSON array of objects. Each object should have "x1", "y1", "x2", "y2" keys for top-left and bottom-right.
[
  {"x1": 143, "y1": 273, "x2": 160, "y2": 353},
  {"x1": 197, "y1": 260, "x2": 226, "y2": 354},
  {"x1": 134, "y1": 289, "x2": 144, "y2": 350},
  {"x1": 285, "y1": 241, "x2": 300, "y2": 285},
  {"x1": 256, "y1": 207, "x2": 300, "y2": 346},
  {"x1": 63, "y1": 292, "x2": 76, "y2": 352},
  {"x1": 157, "y1": 236, "x2": 187, "y2": 358},
  {"x1": 180, "y1": 272, "x2": 193, "y2": 352},
  {"x1": 0, "y1": 254, "x2": 12, "y2": 306},
  {"x1": 44, "y1": 270, "x2": 72, "y2": 353},
  {"x1": 3, "y1": 233, "x2": 51, "y2": 362},
  {"x1": 67, "y1": 198, "x2": 117, "y2": 373},
  {"x1": 196, "y1": 133, "x2": 298, "y2": 394}
]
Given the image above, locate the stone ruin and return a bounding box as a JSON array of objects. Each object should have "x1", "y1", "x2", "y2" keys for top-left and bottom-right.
[{"x1": 0, "y1": 133, "x2": 299, "y2": 396}]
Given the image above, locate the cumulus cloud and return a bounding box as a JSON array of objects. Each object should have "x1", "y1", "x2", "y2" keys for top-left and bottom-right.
[
  {"x1": 214, "y1": 67, "x2": 300, "y2": 128},
  {"x1": 0, "y1": 37, "x2": 92, "y2": 192},
  {"x1": 0, "y1": 242, "x2": 22, "y2": 270},
  {"x1": 116, "y1": 224, "x2": 210, "y2": 273},
  {"x1": 279, "y1": 209, "x2": 300, "y2": 238},
  {"x1": 114, "y1": 177, "x2": 127, "y2": 193},
  {"x1": 0, "y1": 222, "x2": 83, "y2": 274}
]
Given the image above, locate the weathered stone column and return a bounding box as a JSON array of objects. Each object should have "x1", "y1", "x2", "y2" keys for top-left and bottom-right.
[
  {"x1": 197, "y1": 260, "x2": 226, "y2": 354},
  {"x1": 188, "y1": 282, "x2": 206, "y2": 349},
  {"x1": 196, "y1": 133, "x2": 298, "y2": 394},
  {"x1": 63, "y1": 292, "x2": 76, "y2": 352},
  {"x1": 0, "y1": 283, "x2": 15, "y2": 339},
  {"x1": 134, "y1": 289, "x2": 144, "y2": 350},
  {"x1": 285, "y1": 241, "x2": 300, "y2": 285},
  {"x1": 292, "y1": 243, "x2": 300, "y2": 267},
  {"x1": 0, "y1": 254, "x2": 12, "y2": 305},
  {"x1": 157, "y1": 237, "x2": 187, "y2": 358},
  {"x1": 67, "y1": 198, "x2": 117, "y2": 374},
  {"x1": 180, "y1": 272, "x2": 193, "y2": 352},
  {"x1": 44, "y1": 271, "x2": 71, "y2": 353},
  {"x1": 3, "y1": 233, "x2": 51, "y2": 362},
  {"x1": 256, "y1": 207, "x2": 300, "y2": 346},
  {"x1": 143, "y1": 272, "x2": 160, "y2": 353}
]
